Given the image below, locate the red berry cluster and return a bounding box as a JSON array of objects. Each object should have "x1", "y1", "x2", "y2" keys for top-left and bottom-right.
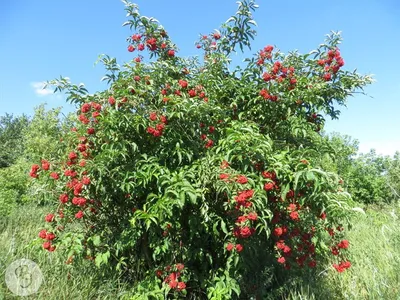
[
  {"x1": 318, "y1": 48, "x2": 345, "y2": 81},
  {"x1": 78, "y1": 101, "x2": 102, "y2": 125},
  {"x1": 261, "y1": 170, "x2": 320, "y2": 269},
  {"x1": 158, "y1": 263, "x2": 187, "y2": 291},
  {"x1": 160, "y1": 80, "x2": 208, "y2": 103},
  {"x1": 306, "y1": 112, "x2": 323, "y2": 132},
  {"x1": 256, "y1": 45, "x2": 298, "y2": 101},
  {"x1": 257, "y1": 45, "x2": 274, "y2": 65},
  {"x1": 262, "y1": 61, "x2": 296, "y2": 86},
  {"x1": 219, "y1": 162, "x2": 259, "y2": 253},
  {"x1": 127, "y1": 30, "x2": 176, "y2": 60},
  {"x1": 195, "y1": 31, "x2": 221, "y2": 52},
  {"x1": 226, "y1": 242, "x2": 244, "y2": 253},
  {"x1": 29, "y1": 164, "x2": 40, "y2": 178},
  {"x1": 146, "y1": 112, "x2": 167, "y2": 137},
  {"x1": 259, "y1": 88, "x2": 278, "y2": 102},
  {"x1": 326, "y1": 225, "x2": 351, "y2": 272},
  {"x1": 332, "y1": 260, "x2": 351, "y2": 273},
  {"x1": 38, "y1": 229, "x2": 56, "y2": 252},
  {"x1": 199, "y1": 122, "x2": 217, "y2": 149},
  {"x1": 31, "y1": 101, "x2": 110, "y2": 254},
  {"x1": 108, "y1": 95, "x2": 130, "y2": 108}
]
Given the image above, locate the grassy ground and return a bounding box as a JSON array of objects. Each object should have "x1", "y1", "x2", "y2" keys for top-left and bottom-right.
[
  {"x1": 0, "y1": 205, "x2": 132, "y2": 300},
  {"x1": 1, "y1": 203, "x2": 400, "y2": 299},
  {"x1": 285, "y1": 203, "x2": 400, "y2": 300}
]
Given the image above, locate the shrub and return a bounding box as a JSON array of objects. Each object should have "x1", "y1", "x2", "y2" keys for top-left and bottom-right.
[
  {"x1": 387, "y1": 151, "x2": 400, "y2": 200},
  {"x1": 346, "y1": 150, "x2": 393, "y2": 204},
  {"x1": 322, "y1": 134, "x2": 399, "y2": 204},
  {"x1": 321, "y1": 132, "x2": 359, "y2": 176},
  {"x1": 22, "y1": 104, "x2": 72, "y2": 163},
  {"x1": 31, "y1": 1, "x2": 372, "y2": 298},
  {"x1": 22, "y1": 104, "x2": 76, "y2": 204},
  {"x1": 0, "y1": 113, "x2": 29, "y2": 168},
  {"x1": 0, "y1": 160, "x2": 31, "y2": 216}
]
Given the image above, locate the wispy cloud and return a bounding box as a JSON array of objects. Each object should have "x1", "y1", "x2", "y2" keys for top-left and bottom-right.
[{"x1": 31, "y1": 81, "x2": 53, "y2": 96}]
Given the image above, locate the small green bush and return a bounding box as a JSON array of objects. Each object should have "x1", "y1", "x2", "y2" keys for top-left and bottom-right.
[{"x1": 0, "y1": 160, "x2": 31, "y2": 216}]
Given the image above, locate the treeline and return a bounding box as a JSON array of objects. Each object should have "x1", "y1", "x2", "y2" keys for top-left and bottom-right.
[{"x1": 321, "y1": 133, "x2": 400, "y2": 204}]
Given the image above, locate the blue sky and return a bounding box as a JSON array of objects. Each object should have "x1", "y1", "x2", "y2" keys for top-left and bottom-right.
[{"x1": 1, "y1": 0, "x2": 399, "y2": 156}]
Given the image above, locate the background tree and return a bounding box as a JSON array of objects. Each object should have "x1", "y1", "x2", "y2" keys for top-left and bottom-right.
[
  {"x1": 387, "y1": 151, "x2": 400, "y2": 199},
  {"x1": 0, "y1": 113, "x2": 29, "y2": 168},
  {"x1": 22, "y1": 104, "x2": 72, "y2": 163}
]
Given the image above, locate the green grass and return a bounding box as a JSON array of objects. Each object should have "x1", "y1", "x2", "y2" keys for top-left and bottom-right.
[
  {"x1": 0, "y1": 204, "x2": 132, "y2": 300},
  {"x1": 284, "y1": 203, "x2": 400, "y2": 300},
  {"x1": 1, "y1": 203, "x2": 400, "y2": 299}
]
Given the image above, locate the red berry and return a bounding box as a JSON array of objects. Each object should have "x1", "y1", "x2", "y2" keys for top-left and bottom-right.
[
  {"x1": 213, "y1": 32, "x2": 221, "y2": 40},
  {"x1": 323, "y1": 73, "x2": 332, "y2": 81},
  {"x1": 45, "y1": 213, "x2": 54, "y2": 222},
  {"x1": 226, "y1": 243, "x2": 234, "y2": 251},
  {"x1": 277, "y1": 257, "x2": 286, "y2": 264},
  {"x1": 38, "y1": 229, "x2": 47, "y2": 239},
  {"x1": 43, "y1": 241, "x2": 51, "y2": 249},
  {"x1": 167, "y1": 49, "x2": 175, "y2": 57},
  {"x1": 87, "y1": 128, "x2": 95, "y2": 135},
  {"x1": 108, "y1": 96, "x2": 116, "y2": 105},
  {"x1": 75, "y1": 211, "x2": 84, "y2": 219},
  {"x1": 177, "y1": 282, "x2": 186, "y2": 290},
  {"x1": 235, "y1": 244, "x2": 243, "y2": 252}
]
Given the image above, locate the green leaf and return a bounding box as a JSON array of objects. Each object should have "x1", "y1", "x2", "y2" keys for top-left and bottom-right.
[
  {"x1": 220, "y1": 219, "x2": 228, "y2": 235},
  {"x1": 92, "y1": 235, "x2": 101, "y2": 246}
]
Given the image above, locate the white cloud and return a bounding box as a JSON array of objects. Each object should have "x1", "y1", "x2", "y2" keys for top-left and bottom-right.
[{"x1": 31, "y1": 81, "x2": 53, "y2": 96}]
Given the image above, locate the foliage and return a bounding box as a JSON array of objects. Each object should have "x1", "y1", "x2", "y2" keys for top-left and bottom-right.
[
  {"x1": 322, "y1": 133, "x2": 400, "y2": 204},
  {"x1": 0, "y1": 105, "x2": 75, "y2": 216},
  {"x1": 31, "y1": 0, "x2": 372, "y2": 298},
  {"x1": 0, "y1": 160, "x2": 32, "y2": 216},
  {"x1": 346, "y1": 150, "x2": 393, "y2": 204},
  {"x1": 22, "y1": 104, "x2": 71, "y2": 163},
  {"x1": 320, "y1": 132, "x2": 359, "y2": 176},
  {"x1": 387, "y1": 151, "x2": 400, "y2": 199},
  {"x1": 0, "y1": 204, "x2": 133, "y2": 299},
  {"x1": 284, "y1": 203, "x2": 400, "y2": 300},
  {"x1": 0, "y1": 113, "x2": 29, "y2": 168},
  {"x1": 22, "y1": 104, "x2": 76, "y2": 205},
  {"x1": 2, "y1": 202, "x2": 399, "y2": 299}
]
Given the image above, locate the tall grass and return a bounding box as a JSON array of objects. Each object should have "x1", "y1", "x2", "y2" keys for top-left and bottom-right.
[
  {"x1": 0, "y1": 204, "x2": 132, "y2": 300},
  {"x1": 1, "y1": 203, "x2": 400, "y2": 299},
  {"x1": 284, "y1": 203, "x2": 400, "y2": 300}
]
